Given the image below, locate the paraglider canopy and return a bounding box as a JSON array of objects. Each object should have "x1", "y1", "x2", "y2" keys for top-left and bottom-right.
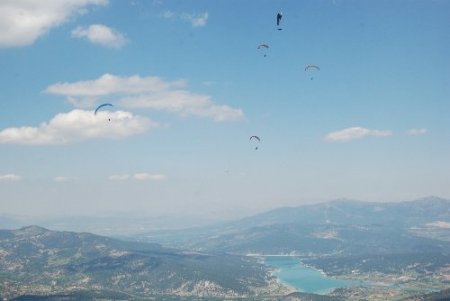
[
  {"x1": 305, "y1": 65, "x2": 320, "y2": 80},
  {"x1": 94, "y1": 103, "x2": 113, "y2": 121},
  {"x1": 250, "y1": 135, "x2": 261, "y2": 150},
  {"x1": 257, "y1": 44, "x2": 269, "y2": 57},
  {"x1": 94, "y1": 103, "x2": 113, "y2": 115},
  {"x1": 304, "y1": 65, "x2": 320, "y2": 71}
]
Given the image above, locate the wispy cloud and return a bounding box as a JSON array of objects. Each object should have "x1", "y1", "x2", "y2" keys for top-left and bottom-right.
[
  {"x1": 109, "y1": 173, "x2": 167, "y2": 181},
  {"x1": 121, "y1": 91, "x2": 243, "y2": 122},
  {"x1": 71, "y1": 24, "x2": 127, "y2": 48},
  {"x1": 45, "y1": 74, "x2": 244, "y2": 122},
  {"x1": 325, "y1": 126, "x2": 392, "y2": 142},
  {"x1": 407, "y1": 128, "x2": 427, "y2": 136},
  {"x1": 45, "y1": 74, "x2": 185, "y2": 97},
  {"x1": 0, "y1": 109, "x2": 158, "y2": 145},
  {"x1": 53, "y1": 176, "x2": 73, "y2": 182},
  {"x1": 108, "y1": 174, "x2": 131, "y2": 181},
  {"x1": 0, "y1": 174, "x2": 22, "y2": 182},
  {"x1": 163, "y1": 11, "x2": 209, "y2": 27},
  {"x1": 0, "y1": 0, "x2": 108, "y2": 48},
  {"x1": 184, "y1": 12, "x2": 209, "y2": 27},
  {"x1": 133, "y1": 173, "x2": 167, "y2": 181},
  {"x1": 53, "y1": 176, "x2": 75, "y2": 183}
]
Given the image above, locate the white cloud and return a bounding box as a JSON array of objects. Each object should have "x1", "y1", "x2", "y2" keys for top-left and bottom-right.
[
  {"x1": 426, "y1": 221, "x2": 450, "y2": 229},
  {"x1": 71, "y1": 24, "x2": 127, "y2": 48},
  {"x1": 45, "y1": 74, "x2": 244, "y2": 122},
  {"x1": 53, "y1": 176, "x2": 72, "y2": 182},
  {"x1": 407, "y1": 128, "x2": 427, "y2": 136},
  {"x1": 163, "y1": 11, "x2": 208, "y2": 27},
  {"x1": 45, "y1": 73, "x2": 184, "y2": 97},
  {"x1": 109, "y1": 173, "x2": 167, "y2": 181},
  {"x1": 0, "y1": 0, "x2": 108, "y2": 48},
  {"x1": 0, "y1": 174, "x2": 21, "y2": 182},
  {"x1": 109, "y1": 174, "x2": 131, "y2": 181},
  {"x1": 162, "y1": 11, "x2": 175, "y2": 19},
  {"x1": 183, "y1": 12, "x2": 208, "y2": 27},
  {"x1": 133, "y1": 173, "x2": 167, "y2": 181},
  {"x1": 325, "y1": 126, "x2": 392, "y2": 142},
  {"x1": 121, "y1": 92, "x2": 243, "y2": 122},
  {"x1": 0, "y1": 109, "x2": 158, "y2": 145}
]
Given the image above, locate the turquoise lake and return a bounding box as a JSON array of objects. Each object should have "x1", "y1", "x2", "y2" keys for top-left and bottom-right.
[{"x1": 264, "y1": 256, "x2": 361, "y2": 294}]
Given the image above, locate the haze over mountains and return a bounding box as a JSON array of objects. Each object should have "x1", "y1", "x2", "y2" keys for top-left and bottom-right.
[
  {"x1": 1, "y1": 197, "x2": 449, "y2": 300},
  {"x1": 133, "y1": 197, "x2": 450, "y2": 299},
  {"x1": 135, "y1": 196, "x2": 450, "y2": 253}
]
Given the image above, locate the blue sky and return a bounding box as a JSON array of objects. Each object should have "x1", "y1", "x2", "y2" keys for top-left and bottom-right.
[{"x1": 1, "y1": 0, "x2": 449, "y2": 219}]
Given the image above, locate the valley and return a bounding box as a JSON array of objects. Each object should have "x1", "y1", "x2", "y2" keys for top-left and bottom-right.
[{"x1": 1, "y1": 197, "x2": 450, "y2": 300}]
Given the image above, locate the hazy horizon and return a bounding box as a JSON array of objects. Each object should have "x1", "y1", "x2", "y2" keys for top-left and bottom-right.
[{"x1": 1, "y1": 195, "x2": 447, "y2": 219}]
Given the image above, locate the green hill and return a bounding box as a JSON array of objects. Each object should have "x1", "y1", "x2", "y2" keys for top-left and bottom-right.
[{"x1": 0, "y1": 226, "x2": 285, "y2": 300}]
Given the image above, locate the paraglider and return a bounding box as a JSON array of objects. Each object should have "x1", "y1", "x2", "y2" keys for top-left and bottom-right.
[
  {"x1": 94, "y1": 103, "x2": 113, "y2": 114},
  {"x1": 250, "y1": 135, "x2": 261, "y2": 150},
  {"x1": 304, "y1": 65, "x2": 320, "y2": 71},
  {"x1": 305, "y1": 64, "x2": 320, "y2": 80},
  {"x1": 94, "y1": 103, "x2": 113, "y2": 121},
  {"x1": 257, "y1": 43, "x2": 269, "y2": 57},
  {"x1": 276, "y1": 12, "x2": 283, "y2": 30}
]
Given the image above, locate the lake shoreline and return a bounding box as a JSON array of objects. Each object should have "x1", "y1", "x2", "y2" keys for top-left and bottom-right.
[{"x1": 256, "y1": 255, "x2": 359, "y2": 295}]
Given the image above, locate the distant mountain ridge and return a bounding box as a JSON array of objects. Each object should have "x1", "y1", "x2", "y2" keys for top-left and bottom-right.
[
  {"x1": 140, "y1": 196, "x2": 450, "y2": 254},
  {"x1": 233, "y1": 196, "x2": 450, "y2": 228}
]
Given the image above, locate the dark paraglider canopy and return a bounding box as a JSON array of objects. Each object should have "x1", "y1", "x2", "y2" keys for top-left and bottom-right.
[
  {"x1": 94, "y1": 103, "x2": 113, "y2": 115},
  {"x1": 257, "y1": 44, "x2": 269, "y2": 57},
  {"x1": 304, "y1": 65, "x2": 320, "y2": 71},
  {"x1": 305, "y1": 65, "x2": 320, "y2": 80},
  {"x1": 250, "y1": 135, "x2": 261, "y2": 150},
  {"x1": 94, "y1": 103, "x2": 113, "y2": 121}
]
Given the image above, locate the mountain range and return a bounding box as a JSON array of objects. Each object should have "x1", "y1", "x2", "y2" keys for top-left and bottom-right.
[
  {"x1": 1, "y1": 197, "x2": 450, "y2": 300},
  {"x1": 132, "y1": 197, "x2": 450, "y2": 300},
  {"x1": 136, "y1": 197, "x2": 450, "y2": 255}
]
